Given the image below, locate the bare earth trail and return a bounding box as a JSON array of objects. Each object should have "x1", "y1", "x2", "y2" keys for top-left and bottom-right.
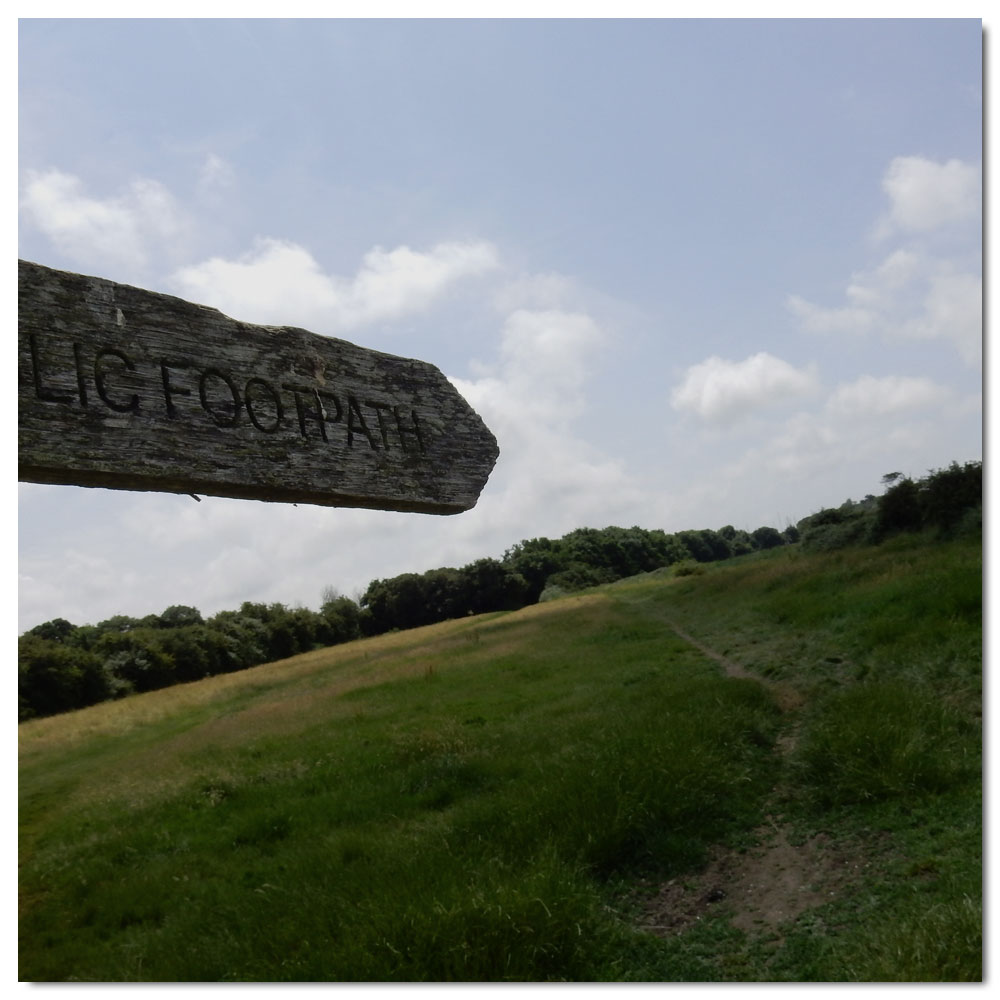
[
  {"x1": 659, "y1": 618, "x2": 751, "y2": 678},
  {"x1": 611, "y1": 591, "x2": 868, "y2": 945}
]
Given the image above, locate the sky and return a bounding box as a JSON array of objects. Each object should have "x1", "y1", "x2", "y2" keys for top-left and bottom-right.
[{"x1": 17, "y1": 16, "x2": 984, "y2": 634}]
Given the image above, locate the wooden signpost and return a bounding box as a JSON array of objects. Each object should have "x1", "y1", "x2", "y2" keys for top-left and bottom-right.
[{"x1": 18, "y1": 260, "x2": 499, "y2": 514}]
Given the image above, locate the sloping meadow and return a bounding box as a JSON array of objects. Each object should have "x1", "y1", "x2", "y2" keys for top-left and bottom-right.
[{"x1": 19, "y1": 534, "x2": 981, "y2": 981}]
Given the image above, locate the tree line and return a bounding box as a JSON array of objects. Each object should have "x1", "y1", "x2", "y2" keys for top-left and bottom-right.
[
  {"x1": 796, "y1": 460, "x2": 982, "y2": 551},
  {"x1": 19, "y1": 460, "x2": 980, "y2": 721}
]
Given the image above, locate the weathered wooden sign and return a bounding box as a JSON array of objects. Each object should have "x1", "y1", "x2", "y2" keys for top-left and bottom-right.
[{"x1": 18, "y1": 260, "x2": 499, "y2": 513}]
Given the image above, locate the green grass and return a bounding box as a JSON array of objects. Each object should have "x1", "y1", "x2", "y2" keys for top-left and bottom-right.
[
  {"x1": 795, "y1": 680, "x2": 979, "y2": 808},
  {"x1": 19, "y1": 535, "x2": 982, "y2": 981}
]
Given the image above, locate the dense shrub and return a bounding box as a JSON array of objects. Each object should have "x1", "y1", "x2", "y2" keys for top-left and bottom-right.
[
  {"x1": 871, "y1": 463, "x2": 982, "y2": 543},
  {"x1": 155, "y1": 604, "x2": 205, "y2": 629},
  {"x1": 719, "y1": 525, "x2": 755, "y2": 556},
  {"x1": 544, "y1": 562, "x2": 615, "y2": 593},
  {"x1": 318, "y1": 595, "x2": 362, "y2": 646},
  {"x1": 673, "y1": 560, "x2": 706, "y2": 577},
  {"x1": 157, "y1": 625, "x2": 231, "y2": 682},
  {"x1": 206, "y1": 610, "x2": 269, "y2": 671},
  {"x1": 872, "y1": 476, "x2": 923, "y2": 540},
  {"x1": 919, "y1": 461, "x2": 982, "y2": 536},
  {"x1": 502, "y1": 537, "x2": 564, "y2": 603},
  {"x1": 799, "y1": 463, "x2": 982, "y2": 552},
  {"x1": 751, "y1": 526, "x2": 784, "y2": 550},
  {"x1": 27, "y1": 618, "x2": 76, "y2": 643},
  {"x1": 18, "y1": 634, "x2": 109, "y2": 720},
  {"x1": 95, "y1": 629, "x2": 176, "y2": 695},
  {"x1": 458, "y1": 559, "x2": 530, "y2": 615},
  {"x1": 798, "y1": 499, "x2": 877, "y2": 551}
]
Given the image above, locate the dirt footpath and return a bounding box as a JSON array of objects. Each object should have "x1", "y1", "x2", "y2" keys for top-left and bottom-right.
[{"x1": 632, "y1": 615, "x2": 867, "y2": 942}]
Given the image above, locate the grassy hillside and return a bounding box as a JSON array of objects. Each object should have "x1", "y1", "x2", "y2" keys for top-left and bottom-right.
[{"x1": 18, "y1": 533, "x2": 981, "y2": 981}]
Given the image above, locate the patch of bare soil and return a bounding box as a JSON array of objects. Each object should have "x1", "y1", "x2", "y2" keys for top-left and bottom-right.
[{"x1": 633, "y1": 819, "x2": 870, "y2": 940}]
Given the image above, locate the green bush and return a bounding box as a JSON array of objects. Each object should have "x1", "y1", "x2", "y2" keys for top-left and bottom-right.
[
  {"x1": 538, "y1": 583, "x2": 571, "y2": 603},
  {"x1": 920, "y1": 461, "x2": 982, "y2": 537},
  {"x1": 798, "y1": 500, "x2": 876, "y2": 551},
  {"x1": 18, "y1": 634, "x2": 109, "y2": 719},
  {"x1": 673, "y1": 560, "x2": 706, "y2": 577},
  {"x1": 873, "y1": 476, "x2": 923, "y2": 540},
  {"x1": 95, "y1": 629, "x2": 176, "y2": 694},
  {"x1": 954, "y1": 504, "x2": 982, "y2": 539},
  {"x1": 800, "y1": 517, "x2": 873, "y2": 552}
]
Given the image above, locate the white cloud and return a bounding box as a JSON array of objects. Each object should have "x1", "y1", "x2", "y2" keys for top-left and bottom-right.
[
  {"x1": 197, "y1": 153, "x2": 235, "y2": 194},
  {"x1": 900, "y1": 270, "x2": 982, "y2": 365},
  {"x1": 789, "y1": 251, "x2": 981, "y2": 366},
  {"x1": 496, "y1": 309, "x2": 603, "y2": 419},
  {"x1": 18, "y1": 544, "x2": 150, "y2": 631},
  {"x1": 789, "y1": 156, "x2": 981, "y2": 367},
  {"x1": 492, "y1": 272, "x2": 580, "y2": 313},
  {"x1": 449, "y1": 306, "x2": 648, "y2": 538},
  {"x1": 19, "y1": 168, "x2": 186, "y2": 276},
  {"x1": 786, "y1": 295, "x2": 874, "y2": 335},
  {"x1": 662, "y1": 374, "x2": 980, "y2": 534},
  {"x1": 670, "y1": 352, "x2": 819, "y2": 424},
  {"x1": 826, "y1": 374, "x2": 952, "y2": 418},
  {"x1": 788, "y1": 249, "x2": 924, "y2": 334},
  {"x1": 880, "y1": 156, "x2": 980, "y2": 233},
  {"x1": 851, "y1": 249, "x2": 922, "y2": 303},
  {"x1": 170, "y1": 237, "x2": 499, "y2": 333}
]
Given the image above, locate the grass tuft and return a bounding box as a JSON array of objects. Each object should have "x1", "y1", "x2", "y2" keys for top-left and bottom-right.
[
  {"x1": 795, "y1": 680, "x2": 979, "y2": 808},
  {"x1": 844, "y1": 894, "x2": 982, "y2": 982}
]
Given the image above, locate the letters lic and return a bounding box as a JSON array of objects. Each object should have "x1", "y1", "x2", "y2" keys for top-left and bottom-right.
[{"x1": 26, "y1": 334, "x2": 426, "y2": 454}]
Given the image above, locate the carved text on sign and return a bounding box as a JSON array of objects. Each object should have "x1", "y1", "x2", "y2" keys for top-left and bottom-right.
[
  {"x1": 27, "y1": 333, "x2": 426, "y2": 453},
  {"x1": 18, "y1": 260, "x2": 499, "y2": 513}
]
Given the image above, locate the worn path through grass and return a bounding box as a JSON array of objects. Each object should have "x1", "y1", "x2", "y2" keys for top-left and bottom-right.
[
  {"x1": 602, "y1": 537, "x2": 981, "y2": 980},
  {"x1": 607, "y1": 578, "x2": 853, "y2": 945}
]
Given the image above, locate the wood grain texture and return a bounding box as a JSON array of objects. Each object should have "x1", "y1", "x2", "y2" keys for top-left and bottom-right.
[{"x1": 18, "y1": 260, "x2": 499, "y2": 513}]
